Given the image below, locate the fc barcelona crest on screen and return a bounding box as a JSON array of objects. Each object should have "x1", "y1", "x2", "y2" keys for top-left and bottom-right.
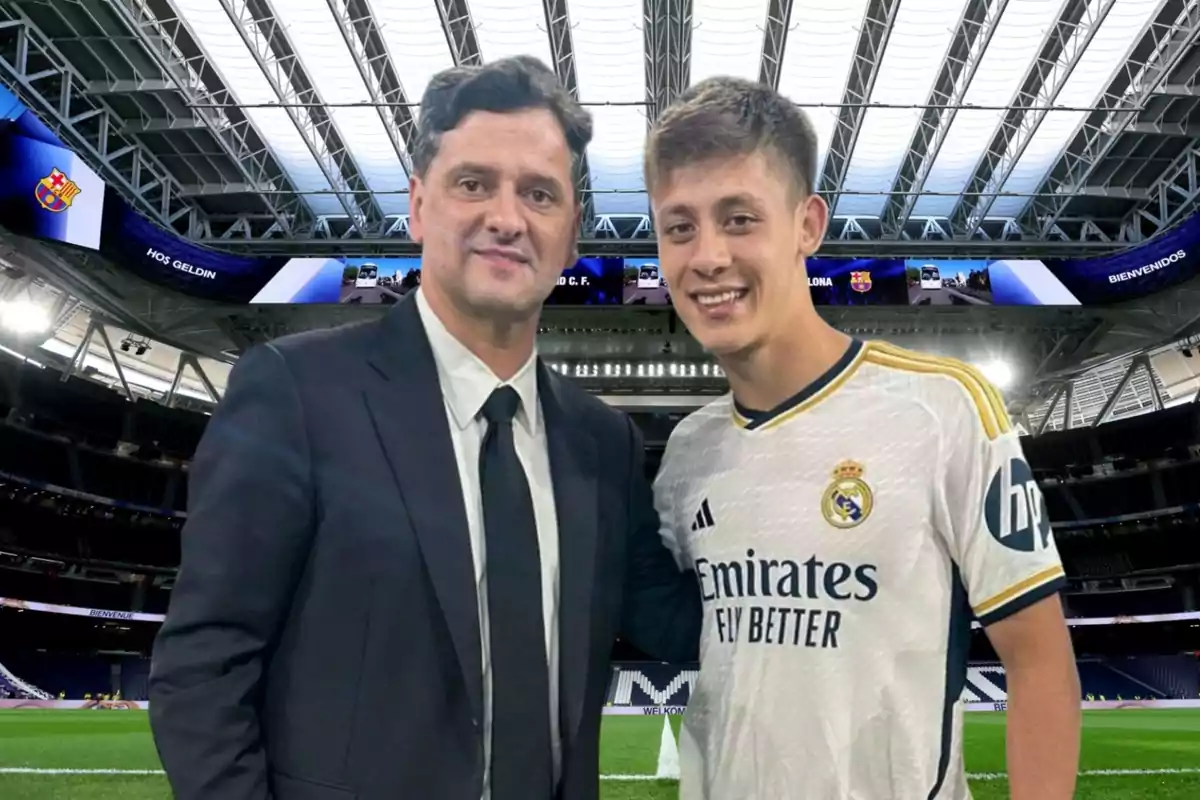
[
  {"x1": 821, "y1": 459, "x2": 874, "y2": 529},
  {"x1": 35, "y1": 168, "x2": 82, "y2": 213},
  {"x1": 849, "y1": 271, "x2": 872, "y2": 293}
]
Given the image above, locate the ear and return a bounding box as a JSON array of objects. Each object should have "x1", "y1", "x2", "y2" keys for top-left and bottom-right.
[
  {"x1": 796, "y1": 192, "x2": 829, "y2": 257},
  {"x1": 408, "y1": 175, "x2": 424, "y2": 243},
  {"x1": 570, "y1": 201, "x2": 582, "y2": 263}
]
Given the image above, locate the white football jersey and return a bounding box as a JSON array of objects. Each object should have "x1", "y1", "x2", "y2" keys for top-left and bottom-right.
[{"x1": 654, "y1": 339, "x2": 1065, "y2": 800}]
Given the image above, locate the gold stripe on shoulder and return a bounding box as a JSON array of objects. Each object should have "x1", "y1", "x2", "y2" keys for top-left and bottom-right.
[
  {"x1": 866, "y1": 342, "x2": 1010, "y2": 438},
  {"x1": 864, "y1": 342, "x2": 1011, "y2": 441},
  {"x1": 870, "y1": 342, "x2": 1012, "y2": 431},
  {"x1": 973, "y1": 565, "x2": 1065, "y2": 618},
  {"x1": 886, "y1": 344, "x2": 1014, "y2": 432}
]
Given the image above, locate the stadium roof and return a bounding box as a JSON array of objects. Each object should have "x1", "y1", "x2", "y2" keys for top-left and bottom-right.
[{"x1": 3, "y1": 0, "x2": 1200, "y2": 248}]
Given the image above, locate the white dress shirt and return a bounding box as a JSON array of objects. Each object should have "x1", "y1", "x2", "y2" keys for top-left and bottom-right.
[{"x1": 415, "y1": 289, "x2": 562, "y2": 799}]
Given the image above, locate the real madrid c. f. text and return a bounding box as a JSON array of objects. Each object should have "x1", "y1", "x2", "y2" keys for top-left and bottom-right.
[{"x1": 692, "y1": 458, "x2": 880, "y2": 650}]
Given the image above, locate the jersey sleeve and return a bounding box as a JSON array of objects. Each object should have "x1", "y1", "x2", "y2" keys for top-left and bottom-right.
[
  {"x1": 936, "y1": 376, "x2": 1066, "y2": 628},
  {"x1": 652, "y1": 437, "x2": 692, "y2": 572}
]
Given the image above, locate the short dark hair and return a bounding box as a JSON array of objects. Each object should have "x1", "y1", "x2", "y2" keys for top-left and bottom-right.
[
  {"x1": 645, "y1": 76, "x2": 820, "y2": 199},
  {"x1": 411, "y1": 55, "x2": 593, "y2": 187}
]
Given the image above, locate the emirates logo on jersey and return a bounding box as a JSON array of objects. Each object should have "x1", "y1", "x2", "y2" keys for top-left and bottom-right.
[{"x1": 694, "y1": 550, "x2": 880, "y2": 649}]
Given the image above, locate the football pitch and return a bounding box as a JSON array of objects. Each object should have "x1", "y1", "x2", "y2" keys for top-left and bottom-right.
[{"x1": 1, "y1": 709, "x2": 1199, "y2": 799}]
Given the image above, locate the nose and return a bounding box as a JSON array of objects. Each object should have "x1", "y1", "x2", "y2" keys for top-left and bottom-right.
[
  {"x1": 484, "y1": 185, "x2": 527, "y2": 240},
  {"x1": 688, "y1": 224, "x2": 731, "y2": 278}
]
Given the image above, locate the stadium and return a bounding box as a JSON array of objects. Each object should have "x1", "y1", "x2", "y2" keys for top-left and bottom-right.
[{"x1": 1, "y1": 0, "x2": 1200, "y2": 798}]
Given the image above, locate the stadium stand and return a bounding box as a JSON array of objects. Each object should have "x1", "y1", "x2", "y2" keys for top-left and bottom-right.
[{"x1": 1, "y1": 353, "x2": 1198, "y2": 706}]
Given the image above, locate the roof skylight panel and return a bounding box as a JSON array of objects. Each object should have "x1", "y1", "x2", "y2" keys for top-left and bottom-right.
[
  {"x1": 571, "y1": 0, "x2": 648, "y2": 215},
  {"x1": 367, "y1": 0, "x2": 456, "y2": 120},
  {"x1": 914, "y1": 0, "x2": 1067, "y2": 218},
  {"x1": 274, "y1": 0, "x2": 411, "y2": 215},
  {"x1": 469, "y1": 0, "x2": 556, "y2": 67},
  {"x1": 991, "y1": 0, "x2": 1161, "y2": 217},
  {"x1": 836, "y1": 0, "x2": 971, "y2": 218},
  {"x1": 174, "y1": 0, "x2": 343, "y2": 215},
  {"x1": 778, "y1": 0, "x2": 874, "y2": 185},
  {"x1": 689, "y1": 0, "x2": 772, "y2": 85}
]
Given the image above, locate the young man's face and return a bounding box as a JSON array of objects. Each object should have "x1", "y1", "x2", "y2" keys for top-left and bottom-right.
[
  {"x1": 650, "y1": 150, "x2": 827, "y2": 359},
  {"x1": 409, "y1": 107, "x2": 580, "y2": 323}
]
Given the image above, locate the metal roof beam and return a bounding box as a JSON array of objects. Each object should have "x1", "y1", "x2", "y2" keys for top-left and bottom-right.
[
  {"x1": 2, "y1": 234, "x2": 168, "y2": 341},
  {"x1": 817, "y1": 0, "x2": 900, "y2": 212},
  {"x1": 949, "y1": 0, "x2": 1119, "y2": 238},
  {"x1": 879, "y1": 0, "x2": 1009, "y2": 239},
  {"x1": 0, "y1": 10, "x2": 202, "y2": 235},
  {"x1": 1155, "y1": 81, "x2": 1200, "y2": 96},
  {"x1": 86, "y1": 78, "x2": 176, "y2": 94},
  {"x1": 217, "y1": 0, "x2": 385, "y2": 236},
  {"x1": 1077, "y1": 186, "x2": 1149, "y2": 200},
  {"x1": 1091, "y1": 356, "x2": 1143, "y2": 427},
  {"x1": 1127, "y1": 121, "x2": 1200, "y2": 136},
  {"x1": 1124, "y1": 142, "x2": 1200, "y2": 239},
  {"x1": 105, "y1": 0, "x2": 313, "y2": 237},
  {"x1": 543, "y1": 0, "x2": 597, "y2": 236},
  {"x1": 179, "y1": 182, "x2": 274, "y2": 197},
  {"x1": 433, "y1": 0, "x2": 483, "y2": 66},
  {"x1": 34, "y1": 1, "x2": 233, "y2": 187},
  {"x1": 325, "y1": 0, "x2": 414, "y2": 177},
  {"x1": 198, "y1": 210, "x2": 1133, "y2": 245},
  {"x1": 643, "y1": 0, "x2": 693, "y2": 127},
  {"x1": 1017, "y1": 0, "x2": 1200, "y2": 238},
  {"x1": 758, "y1": 0, "x2": 794, "y2": 90},
  {"x1": 189, "y1": 235, "x2": 1119, "y2": 257},
  {"x1": 191, "y1": 219, "x2": 1122, "y2": 257},
  {"x1": 121, "y1": 117, "x2": 207, "y2": 133}
]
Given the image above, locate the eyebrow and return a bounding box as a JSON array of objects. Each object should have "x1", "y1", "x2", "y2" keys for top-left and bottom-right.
[
  {"x1": 445, "y1": 162, "x2": 496, "y2": 180},
  {"x1": 660, "y1": 192, "x2": 765, "y2": 218},
  {"x1": 447, "y1": 161, "x2": 567, "y2": 193},
  {"x1": 714, "y1": 193, "x2": 765, "y2": 215}
]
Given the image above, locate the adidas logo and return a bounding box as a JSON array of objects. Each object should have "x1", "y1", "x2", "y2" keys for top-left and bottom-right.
[{"x1": 690, "y1": 498, "x2": 715, "y2": 532}]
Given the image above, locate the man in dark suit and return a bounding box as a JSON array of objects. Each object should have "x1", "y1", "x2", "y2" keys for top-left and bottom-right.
[{"x1": 148, "y1": 56, "x2": 701, "y2": 800}]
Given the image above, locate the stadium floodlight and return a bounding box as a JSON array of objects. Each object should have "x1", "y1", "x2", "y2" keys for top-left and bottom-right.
[
  {"x1": 0, "y1": 300, "x2": 51, "y2": 336},
  {"x1": 978, "y1": 359, "x2": 1014, "y2": 391}
]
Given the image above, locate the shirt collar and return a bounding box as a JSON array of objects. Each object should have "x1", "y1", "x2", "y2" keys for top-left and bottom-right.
[{"x1": 415, "y1": 288, "x2": 540, "y2": 434}]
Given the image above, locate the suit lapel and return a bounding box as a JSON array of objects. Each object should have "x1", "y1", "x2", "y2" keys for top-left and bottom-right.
[
  {"x1": 363, "y1": 295, "x2": 483, "y2": 724},
  {"x1": 540, "y1": 365, "x2": 600, "y2": 750}
]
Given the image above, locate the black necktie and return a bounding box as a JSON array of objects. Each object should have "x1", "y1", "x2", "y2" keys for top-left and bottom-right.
[{"x1": 479, "y1": 387, "x2": 553, "y2": 800}]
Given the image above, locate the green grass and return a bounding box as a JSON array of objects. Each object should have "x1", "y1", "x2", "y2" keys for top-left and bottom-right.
[{"x1": 1, "y1": 709, "x2": 1198, "y2": 799}]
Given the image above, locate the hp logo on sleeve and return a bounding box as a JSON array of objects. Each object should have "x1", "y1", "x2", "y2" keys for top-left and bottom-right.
[{"x1": 983, "y1": 457, "x2": 1052, "y2": 552}]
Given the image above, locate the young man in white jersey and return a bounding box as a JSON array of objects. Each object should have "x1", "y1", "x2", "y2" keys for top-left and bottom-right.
[{"x1": 645, "y1": 76, "x2": 1081, "y2": 800}]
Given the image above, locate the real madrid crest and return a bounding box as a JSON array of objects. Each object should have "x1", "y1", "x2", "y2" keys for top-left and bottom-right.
[{"x1": 821, "y1": 459, "x2": 873, "y2": 529}]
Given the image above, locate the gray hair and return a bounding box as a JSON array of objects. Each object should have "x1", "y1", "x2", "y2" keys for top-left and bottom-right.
[{"x1": 411, "y1": 55, "x2": 593, "y2": 197}]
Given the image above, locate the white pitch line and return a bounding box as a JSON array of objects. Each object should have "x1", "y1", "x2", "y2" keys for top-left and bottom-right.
[
  {"x1": 968, "y1": 767, "x2": 1200, "y2": 782},
  {"x1": 4, "y1": 767, "x2": 1200, "y2": 782},
  {"x1": 0, "y1": 768, "x2": 166, "y2": 775},
  {"x1": 0, "y1": 769, "x2": 669, "y2": 780}
]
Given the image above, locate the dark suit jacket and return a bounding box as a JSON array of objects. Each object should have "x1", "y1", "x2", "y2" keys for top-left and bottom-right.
[{"x1": 148, "y1": 294, "x2": 701, "y2": 800}]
